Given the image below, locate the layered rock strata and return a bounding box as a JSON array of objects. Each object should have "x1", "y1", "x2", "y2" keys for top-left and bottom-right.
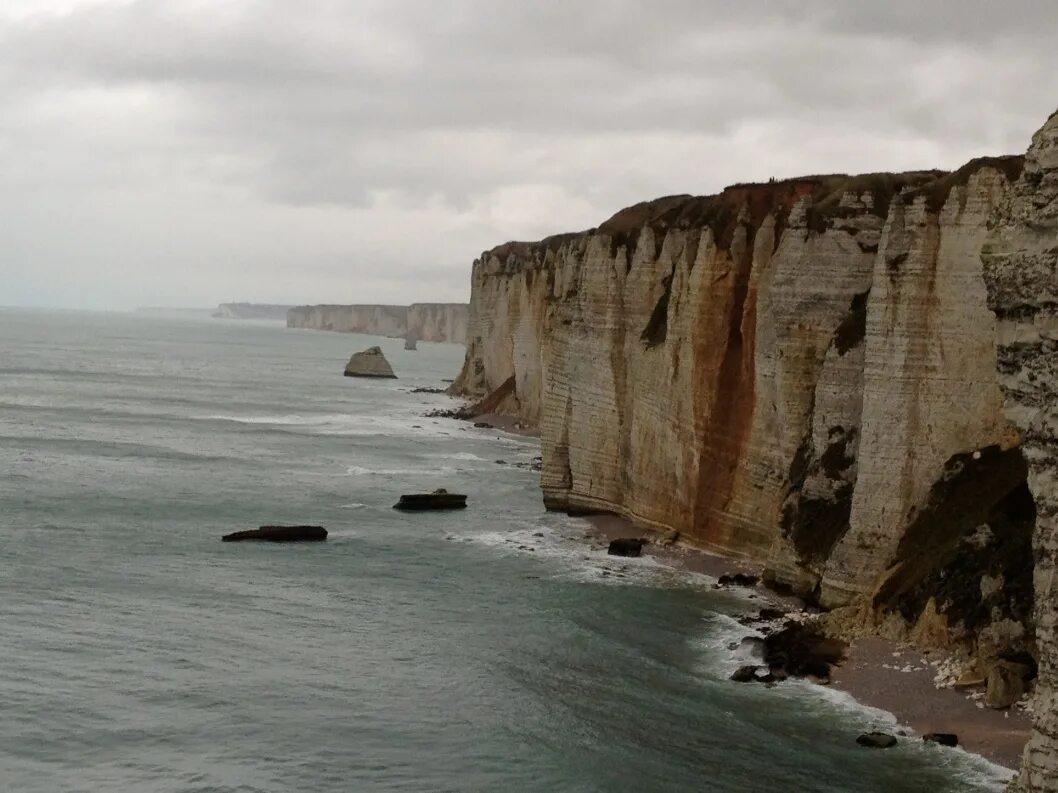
[
  {"x1": 982, "y1": 110, "x2": 1058, "y2": 792},
  {"x1": 451, "y1": 109, "x2": 1058, "y2": 785},
  {"x1": 454, "y1": 123, "x2": 1058, "y2": 691},
  {"x1": 287, "y1": 303, "x2": 468, "y2": 344}
]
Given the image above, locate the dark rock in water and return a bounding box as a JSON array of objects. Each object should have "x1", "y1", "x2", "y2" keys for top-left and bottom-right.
[
  {"x1": 222, "y1": 525, "x2": 328, "y2": 542},
  {"x1": 607, "y1": 538, "x2": 645, "y2": 557},
  {"x1": 344, "y1": 346, "x2": 397, "y2": 378},
  {"x1": 730, "y1": 665, "x2": 759, "y2": 683},
  {"x1": 763, "y1": 622, "x2": 846, "y2": 680},
  {"x1": 923, "y1": 733, "x2": 959, "y2": 747},
  {"x1": 530, "y1": 456, "x2": 543, "y2": 471},
  {"x1": 857, "y1": 732, "x2": 897, "y2": 749},
  {"x1": 393, "y1": 488, "x2": 468, "y2": 511},
  {"x1": 473, "y1": 422, "x2": 494, "y2": 429},
  {"x1": 410, "y1": 387, "x2": 445, "y2": 394},
  {"x1": 717, "y1": 572, "x2": 761, "y2": 588}
]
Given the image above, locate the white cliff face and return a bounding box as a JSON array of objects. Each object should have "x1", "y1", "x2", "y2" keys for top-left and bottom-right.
[
  {"x1": 983, "y1": 111, "x2": 1058, "y2": 793},
  {"x1": 456, "y1": 169, "x2": 1024, "y2": 580},
  {"x1": 287, "y1": 304, "x2": 408, "y2": 336},
  {"x1": 406, "y1": 303, "x2": 469, "y2": 345},
  {"x1": 286, "y1": 303, "x2": 468, "y2": 343},
  {"x1": 818, "y1": 169, "x2": 1017, "y2": 607},
  {"x1": 452, "y1": 110, "x2": 1058, "y2": 788}
]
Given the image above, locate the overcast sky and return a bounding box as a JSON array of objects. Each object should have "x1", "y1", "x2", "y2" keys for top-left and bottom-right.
[{"x1": 1, "y1": 0, "x2": 1055, "y2": 309}]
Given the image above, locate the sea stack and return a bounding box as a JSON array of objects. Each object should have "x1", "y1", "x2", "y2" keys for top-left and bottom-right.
[
  {"x1": 405, "y1": 335, "x2": 418, "y2": 351},
  {"x1": 344, "y1": 346, "x2": 397, "y2": 378}
]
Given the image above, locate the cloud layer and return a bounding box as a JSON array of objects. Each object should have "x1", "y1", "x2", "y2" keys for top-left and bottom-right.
[{"x1": 1, "y1": 0, "x2": 1055, "y2": 308}]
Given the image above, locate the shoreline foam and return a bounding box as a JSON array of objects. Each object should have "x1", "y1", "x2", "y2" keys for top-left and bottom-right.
[{"x1": 467, "y1": 413, "x2": 1031, "y2": 774}]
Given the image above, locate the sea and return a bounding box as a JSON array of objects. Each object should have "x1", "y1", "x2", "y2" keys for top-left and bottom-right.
[{"x1": 0, "y1": 309, "x2": 1017, "y2": 792}]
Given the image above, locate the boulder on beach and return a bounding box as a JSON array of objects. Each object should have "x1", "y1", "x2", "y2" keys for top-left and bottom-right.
[
  {"x1": 923, "y1": 733, "x2": 959, "y2": 747},
  {"x1": 607, "y1": 538, "x2": 645, "y2": 557},
  {"x1": 717, "y1": 572, "x2": 760, "y2": 588},
  {"x1": 344, "y1": 346, "x2": 397, "y2": 378},
  {"x1": 222, "y1": 525, "x2": 328, "y2": 542},
  {"x1": 985, "y1": 660, "x2": 1031, "y2": 709},
  {"x1": 856, "y1": 732, "x2": 897, "y2": 749},
  {"x1": 762, "y1": 622, "x2": 846, "y2": 681},
  {"x1": 393, "y1": 488, "x2": 468, "y2": 511}
]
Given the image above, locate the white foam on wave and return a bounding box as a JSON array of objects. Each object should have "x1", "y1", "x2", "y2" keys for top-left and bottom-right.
[
  {"x1": 433, "y1": 451, "x2": 486, "y2": 462},
  {"x1": 692, "y1": 617, "x2": 1016, "y2": 791},
  {"x1": 196, "y1": 412, "x2": 452, "y2": 438},
  {"x1": 451, "y1": 516, "x2": 716, "y2": 590},
  {"x1": 345, "y1": 465, "x2": 454, "y2": 477}
]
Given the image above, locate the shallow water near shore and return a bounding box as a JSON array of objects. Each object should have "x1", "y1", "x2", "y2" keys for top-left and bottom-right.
[{"x1": 0, "y1": 309, "x2": 1015, "y2": 792}]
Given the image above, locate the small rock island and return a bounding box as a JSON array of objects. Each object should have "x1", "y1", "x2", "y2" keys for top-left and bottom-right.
[{"x1": 344, "y1": 346, "x2": 397, "y2": 378}]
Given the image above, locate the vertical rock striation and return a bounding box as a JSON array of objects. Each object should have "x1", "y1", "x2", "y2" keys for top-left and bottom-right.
[
  {"x1": 406, "y1": 303, "x2": 469, "y2": 345},
  {"x1": 453, "y1": 109, "x2": 1058, "y2": 783},
  {"x1": 983, "y1": 110, "x2": 1058, "y2": 792}
]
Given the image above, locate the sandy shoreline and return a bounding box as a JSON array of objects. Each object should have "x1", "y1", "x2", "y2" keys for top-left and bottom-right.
[
  {"x1": 583, "y1": 512, "x2": 1031, "y2": 771},
  {"x1": 452, "y1": 409, "x2": 1031, "y2": 771}
]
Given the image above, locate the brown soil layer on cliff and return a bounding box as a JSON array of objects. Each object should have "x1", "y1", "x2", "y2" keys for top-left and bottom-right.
[{"x1": 580, "y1": 515, "x2": 1030, "y2": 770}]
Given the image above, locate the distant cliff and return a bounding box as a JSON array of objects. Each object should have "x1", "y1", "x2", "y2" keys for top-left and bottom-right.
[
  {"x1": 287, "y1": 303, "x2": 468, "y2": 344},
  {"x1": 453, "y1": 109, "x2": 1058, "y2": 789},
  {"x1": 213, "y1": 303, "x2": 293, "y2": 320}
]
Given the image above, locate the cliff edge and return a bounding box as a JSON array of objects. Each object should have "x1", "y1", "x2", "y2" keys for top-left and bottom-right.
[{"x1": 453, "y1": 109, "x2": 1058, "y2": 787}]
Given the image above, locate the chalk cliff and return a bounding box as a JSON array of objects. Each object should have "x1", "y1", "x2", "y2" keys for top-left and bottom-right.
[
  {"x1": 454, "y1": 111, "x2": 1058, "y2": 780},
  {"x1": 213, "y1": 302, "x2": 293, "y2": 320},
  {"x1": 287, "y1": 303, "x2": 467, "y2": 344},
  {"x1": 983, "y1": 110, "x2": 1058, "y2": 792}
]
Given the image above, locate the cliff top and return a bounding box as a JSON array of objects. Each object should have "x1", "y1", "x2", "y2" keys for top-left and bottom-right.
[{"x1": 482, "y1": 156, "x2": 1025, "y2": 265}]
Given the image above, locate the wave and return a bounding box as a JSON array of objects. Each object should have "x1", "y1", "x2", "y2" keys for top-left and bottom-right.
[
  {"x1": 451, "y1": 517, "x2": 714, "y2": 590},
  {"x1": 345, "y1": 465, "x2": 455, "y2": 477},
  {"x1": 0, "y1": 434, "x2": 240, "y2": 464},
  {"x1": 196, "y1": 412, "x2": 452, "y2": 438}
]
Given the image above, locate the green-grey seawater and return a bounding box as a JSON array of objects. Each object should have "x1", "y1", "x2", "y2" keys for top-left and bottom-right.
[{"x1": 0, "y1": 309, "x2": 1013, "y2": 792}]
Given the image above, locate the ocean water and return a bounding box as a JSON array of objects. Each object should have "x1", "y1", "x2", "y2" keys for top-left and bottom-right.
[{"x1": 0, "y1": 309, "x2": 1015, "y2": 793}]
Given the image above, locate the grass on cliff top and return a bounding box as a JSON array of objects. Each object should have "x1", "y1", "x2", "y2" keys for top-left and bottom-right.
[{"x1": 481, "y1": 157, "x2": 1025, "y2": 264}]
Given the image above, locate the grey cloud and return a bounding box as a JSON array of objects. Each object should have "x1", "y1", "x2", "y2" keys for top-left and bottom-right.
[{"x1": 0, "y1": 0, "x2": 1055, "y2": 308}]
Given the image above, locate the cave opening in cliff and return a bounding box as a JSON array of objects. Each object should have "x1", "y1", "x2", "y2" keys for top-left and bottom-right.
[{"x1": 873, "y1": 445, "x2": 1037, "y2": 663}]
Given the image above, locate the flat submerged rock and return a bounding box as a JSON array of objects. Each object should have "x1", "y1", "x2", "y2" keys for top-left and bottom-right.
[
  {"x1": 393, "y1": 490, "x2": 467, "y2": 511},
  {"x1": 222, "y1": 525, "x2": 328, "y2": 542}
]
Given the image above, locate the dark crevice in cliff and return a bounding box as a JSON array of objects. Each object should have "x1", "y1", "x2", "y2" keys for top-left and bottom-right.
[
  {"x1": 781, "y1": 426, "x2": 858, "y2": 571},
  {"x1": 832, "y1": 290, "x2": 870, "y2": 356},
  {"x1": 641, "y1": 271, "x2": 674, "y2": 348},
  {"x1": 873, "y1": 446, "x2": 1035, "y2": 644}
]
